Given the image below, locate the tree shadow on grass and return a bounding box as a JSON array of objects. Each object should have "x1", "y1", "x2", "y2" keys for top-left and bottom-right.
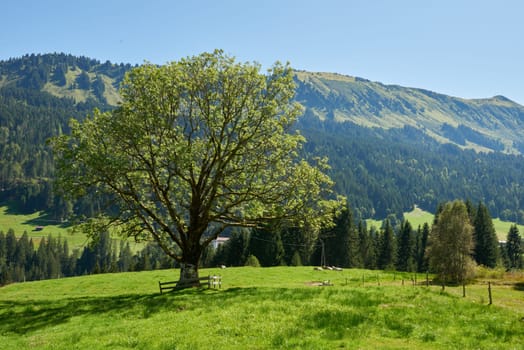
[
  {"x1": 0, "y1": 286, "x2": 383, "y2": 336},
  {"x1": 22, "y1": 212, "x2": 71, "y2": 229},
  {"x1": 0, "y1": 291, "x2": 197, "y2": 335}
]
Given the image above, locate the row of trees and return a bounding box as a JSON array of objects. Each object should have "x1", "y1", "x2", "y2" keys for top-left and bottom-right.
[
  {"x1": 0, "y1": 230, "x2": 176, "y2": 286},
  {"x1": 1, "y1": 200, "x2": 522, "y2": 286},
  {"x1": 211, "y1": 201, "x2": 523, "y2": 278}
]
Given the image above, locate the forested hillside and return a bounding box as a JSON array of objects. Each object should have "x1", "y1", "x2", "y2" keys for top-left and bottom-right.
[
  {"x1": 0, "y1": 54, "x2": 132, "y2": 218},
  {"x1": 297, "y1": 114, "x2": 524, "y2": 221},
  {"x1": 1, "y1": 53, "x2": 524, "y2": 223}
]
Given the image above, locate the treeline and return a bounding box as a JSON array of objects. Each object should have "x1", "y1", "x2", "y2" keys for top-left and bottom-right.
[
  {"x1": 0, "y1": 230, "x2": 176, "y2": 286},
  {"x1": 0, "y1": 53, "x2": 130, "y2": 218},
  {"x1": 210, "y1": 201, "x2": 523, "y2": 273},
  {"x1": 1, "y1": 201, "x2": 522, "y2": 287}
]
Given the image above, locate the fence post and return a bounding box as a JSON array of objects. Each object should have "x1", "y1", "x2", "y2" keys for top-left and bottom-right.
[
  {"x1": 462, "y1": 282, "x2": 466, "y2": 297},
  {"x1": 488, "y1": 282, "x2": 492, "y2": 305},
  {"x1": 426, "y1": 271, "x2": 429, "y2": 287}
]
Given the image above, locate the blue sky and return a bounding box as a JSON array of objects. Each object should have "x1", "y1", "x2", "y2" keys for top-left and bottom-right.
[{"x1": 3, "y1": 0, "x2": 523, "y2": 104}]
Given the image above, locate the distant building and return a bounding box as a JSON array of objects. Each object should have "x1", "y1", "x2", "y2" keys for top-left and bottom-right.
[{"x1": 211, "y1": 236, "x2": 230, "y2": 249}]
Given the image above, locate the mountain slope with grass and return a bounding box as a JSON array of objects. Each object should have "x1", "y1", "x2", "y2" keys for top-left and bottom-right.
[{"x1": 295, "y1": 71, "x2": 524, "y2": 154}]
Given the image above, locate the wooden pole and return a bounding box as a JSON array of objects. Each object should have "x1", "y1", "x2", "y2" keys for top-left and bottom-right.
[
  {"x1": 488, "y1": 282, "x2": 492, "y2": 305},
  {"x1": 462, "y1": 282, "x2": 466, "y2": 297}
]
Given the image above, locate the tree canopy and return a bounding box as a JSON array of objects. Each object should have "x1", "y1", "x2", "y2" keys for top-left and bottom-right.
[
  {"x1": 427, "y1": 200, "x2": 475, "y2": 284},
  {"x1": 51, "y1": 50, "x2": 343, "y2": 284}
]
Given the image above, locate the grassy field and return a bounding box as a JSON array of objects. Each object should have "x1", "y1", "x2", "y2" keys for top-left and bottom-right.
[
  {"x1": 0, "y1": 206, "x2": 145, "y2": 251},
  {"x1": 0, "y1": 206, "x2": 89, "y2": 249},
  {"x1": 1, "y1": 267, "x2": 523, "y2": 349}
]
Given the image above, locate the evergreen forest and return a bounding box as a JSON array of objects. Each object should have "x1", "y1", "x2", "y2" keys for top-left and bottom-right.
[{"x1": 2, "y1": 201, "x2": 521, "y2": 286}]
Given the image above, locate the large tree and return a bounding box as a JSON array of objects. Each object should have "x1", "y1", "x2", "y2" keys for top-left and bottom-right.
[
  {"x1": 427, "y1": 200, "x2": 475, "y2": 284},
  {"x1": 51, "y1": 50, "x2": 342, "y2": 286}
]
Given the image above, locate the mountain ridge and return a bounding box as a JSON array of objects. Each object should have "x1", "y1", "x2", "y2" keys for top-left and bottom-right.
[
  {"x1": 294, "y1": 71, "x2": 524, "y2": 154},
  {"x1": 2, "y1": 53, "x2": 524, "y2": 222}
]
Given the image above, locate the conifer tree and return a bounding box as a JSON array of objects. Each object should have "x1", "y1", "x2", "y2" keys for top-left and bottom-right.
[
  {"x1": 225, "y1": 228, "x2": 250, "y2": 267},
  {"x1": 378, "y1": 219, "x2": 397, "y2": 270},
  {"x1": 506, "y1": 225, "x2": 522, "y2": 269},
  {"x1": 118, "y1": 242, "x2": 134, "y2": 272},
  {"x1": 417, "y1": 223, "x2": 430, "y2": 272},
  {"x1": 396, "y1": 220, "x2": 415, "y2": 272},
  {"x1": 248, "y1": 227, "x2": 285, "y2": 267},
  {"x1": 323, "y1": 204, "x2": 359, "y2": 267},
  {"x1": 473, "y1": 202, "x2": 499, "y2": 268}
]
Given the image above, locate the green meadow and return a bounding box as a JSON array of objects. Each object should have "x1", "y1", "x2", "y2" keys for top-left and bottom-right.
[
  {"x1": 0, "y1": 206, "x2": 86, "y2": 248},
  {"x1": 1, "y1": 267, "x2": 523, "y2": 349}
]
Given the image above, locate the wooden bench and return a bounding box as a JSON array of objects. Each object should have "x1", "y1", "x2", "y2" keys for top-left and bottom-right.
[{"x1": 159, "y1": 275, "x2": 222, "y2": 294}]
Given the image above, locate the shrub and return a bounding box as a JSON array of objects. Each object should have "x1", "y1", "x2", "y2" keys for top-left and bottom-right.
[{"x1": 245, "y1": 255, "x2": 261, "y2": 267}]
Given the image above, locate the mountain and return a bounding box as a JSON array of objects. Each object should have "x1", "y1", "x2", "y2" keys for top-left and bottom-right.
[
  {"x1": 0, "y1": 53, "x2": 131, "y2": 106},
  {"x1": 294, "y1": 71, "x2": 524, "y2": 154},
  {"x1": 1, "y1": 53, "x2": 524, "y2": 223}
]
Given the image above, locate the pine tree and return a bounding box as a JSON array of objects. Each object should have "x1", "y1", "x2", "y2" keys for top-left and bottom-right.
[
  {"x1": 506, "y1": 225, "x2": 522, "y2": 269},
  {"x1": 248, "y1": 227, "x2": 285, "y2": 267},
  {"x1": 358, "y1": 221, "x2": 376, "y2": 269},
  {"x1": 417, "y1": 223, "x2": 430, "y2": 272},
  {"x1": 226, "y1": 228, "x2": 250, "y2": 266},
  {"x1": 118, "y1": 242, "x2": 133, "y2": 272},
  {"x1": 5, "y1": 229, "x2": 16, "y2": 265},
  {"x1": 378, "y1": 220, "x2": 397, "y2": 270},
  {"x1": 396, "y1": 220, "x2": 415, "y2": 272},
  {"x1": 473, "y1": 202, "x2": 499, "y2": 268},
  {"x1": 281, "y1": 226, "x2": 314, "y2": 266},
  {"x1": 94, "y1": 231, "x2": 113, "y2": 273},
  {"x1": 323, "y1": 205, "x2": 359, "y2": 267}
]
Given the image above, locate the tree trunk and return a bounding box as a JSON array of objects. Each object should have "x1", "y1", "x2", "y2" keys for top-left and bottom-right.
[{"x1": 176, "y1": 244, "x2": 202, "y2": 289}]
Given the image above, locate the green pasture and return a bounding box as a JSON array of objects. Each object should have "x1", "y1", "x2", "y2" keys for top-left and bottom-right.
[
  {"x1": 0, "y1": 206, "x2": 145, "y2": 251},
  {"x1": 0, "y1": 206, "x2": 88, "y2": 249},
  {"x1": 1, "y1": 267, "x2": 523, "y2": 349}
]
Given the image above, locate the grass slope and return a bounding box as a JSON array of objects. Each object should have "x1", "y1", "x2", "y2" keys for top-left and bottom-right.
[
  {"x1": 0, "y1": 206, "x2": 87, "y2": 249},
  {"x1": 1, "y1": 267, "x2": 523, "y2": 349}
]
